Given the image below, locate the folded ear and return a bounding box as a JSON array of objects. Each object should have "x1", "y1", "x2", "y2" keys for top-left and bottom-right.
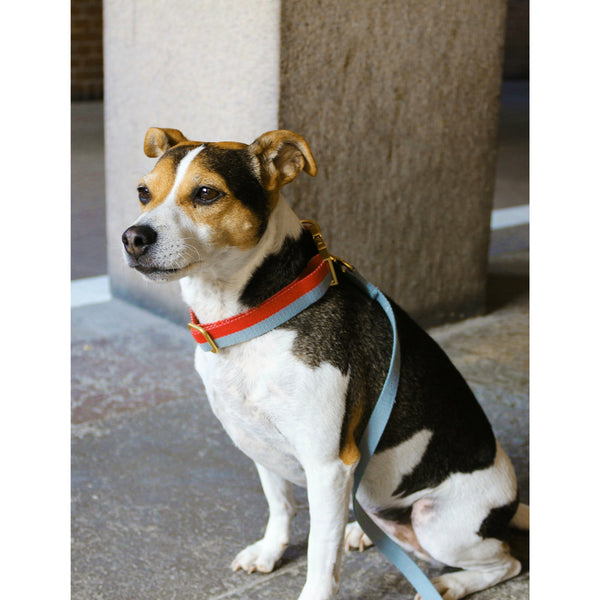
[
  {"x1": 249, "y1": 130, "x2": 317, "y2": 191},
  {"x1": 143, "y1": 127, "x2": 188, "y2": 158}
]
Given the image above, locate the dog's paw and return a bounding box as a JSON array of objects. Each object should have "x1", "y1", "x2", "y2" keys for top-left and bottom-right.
[
  {"x1": 298, "y1": 580, "x2": 338, "y2": 600},
  {"x1": 413, "y1": 575, "x2": 465, "y2": 600},
  {"x1": 231, "y1": 539, "x2": 285, "y2": 574},
  {"x1": 344, "y1": 521, "x2": 373, "y2": 552}
]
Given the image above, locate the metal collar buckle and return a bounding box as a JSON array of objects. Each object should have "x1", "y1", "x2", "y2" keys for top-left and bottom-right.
[
  {"x1": 187, "y1": 322, "x2": 220, "y2": 353},
  {"x1": 300, "y1": 219, "x2": 354, "y2": 286}
]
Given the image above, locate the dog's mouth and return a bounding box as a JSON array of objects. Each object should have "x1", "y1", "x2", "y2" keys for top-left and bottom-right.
[
  {"x1": 131, "y1": 261, "x2": 200, "y2": 281},
  {"x1": 134, "y1": 265, "x2": 180, "y2": 275}
]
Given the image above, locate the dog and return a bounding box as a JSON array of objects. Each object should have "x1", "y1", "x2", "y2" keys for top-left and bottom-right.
[{"x1": 122, "y1": 127, "x2": 528, "y2": 600}]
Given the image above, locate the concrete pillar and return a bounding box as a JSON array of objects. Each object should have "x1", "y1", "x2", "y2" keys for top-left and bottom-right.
[{"x1": 105, "y1": 0, "x2": 507, "y2": 326}]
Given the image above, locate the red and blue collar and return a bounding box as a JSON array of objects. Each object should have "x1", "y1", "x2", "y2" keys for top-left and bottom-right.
[{"x1": 188, "y1": 253, "x2": 334, "y2": 353}]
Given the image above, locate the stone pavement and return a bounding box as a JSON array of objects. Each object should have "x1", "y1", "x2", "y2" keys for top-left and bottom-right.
[{"x1": 71, "y1": 250, "x2": 529, "y2": 600}]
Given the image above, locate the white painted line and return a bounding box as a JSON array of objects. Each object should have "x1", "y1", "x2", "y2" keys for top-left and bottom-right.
[
  {"x1": 491, "y1": 204, "x2": 529, "y2": 230},
  {"x1": 71, "y1": 275, "x2": 111, "y2": 308}
]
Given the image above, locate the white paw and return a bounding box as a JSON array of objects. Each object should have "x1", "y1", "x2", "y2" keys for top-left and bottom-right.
[
  {"x1": 344, "y1": 521, "x2": 373, "y2": 552},
  {"x1": 231, "y1": 539, "x2": 286, "y2": 574},
  {"x1": 298, "y1": 582, "x2": 338, "y2": 600},
  {"x1": 414, "y1": 574, "x2": 465, "y2": 600}
]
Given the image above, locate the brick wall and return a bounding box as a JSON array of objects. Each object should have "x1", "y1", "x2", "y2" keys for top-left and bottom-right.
[{"x1": 72, "y1": 0, "x2": 103, "y2": 100}]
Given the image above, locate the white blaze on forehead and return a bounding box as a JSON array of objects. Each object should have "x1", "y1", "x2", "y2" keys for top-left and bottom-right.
[{"x1": 166, "y1": 144, "x2": 205, "y2": 201}]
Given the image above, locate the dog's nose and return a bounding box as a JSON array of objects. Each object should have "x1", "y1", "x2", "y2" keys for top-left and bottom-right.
[{"x1": 122, "y1": 225, "x2": 157, "y2": 259}]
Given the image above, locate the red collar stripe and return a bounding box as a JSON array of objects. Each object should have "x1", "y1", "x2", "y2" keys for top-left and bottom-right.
[{"x1": 188, "y1": 254, "x2": 333, "y2": 352}]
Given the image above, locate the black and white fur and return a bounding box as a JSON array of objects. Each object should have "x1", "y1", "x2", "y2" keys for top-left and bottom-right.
[{"x1": 122, "y1": 128, "x2": 528, "y2": 600}]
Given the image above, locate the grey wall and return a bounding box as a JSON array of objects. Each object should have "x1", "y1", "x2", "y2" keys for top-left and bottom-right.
[{"x1": 105, "y1": 0, "x2": 507, "y2": 326}]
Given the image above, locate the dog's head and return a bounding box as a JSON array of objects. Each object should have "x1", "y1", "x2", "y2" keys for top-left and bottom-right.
[{"x1": 122, "y1": 128, "x2": 316, "y2": 282}]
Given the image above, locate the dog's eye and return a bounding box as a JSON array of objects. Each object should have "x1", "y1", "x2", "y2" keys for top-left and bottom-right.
[
  {"x1": 137, "y1": 185, "x2": 151, "y2": 205},
  {"x1": 193, "y1": 186, "x2": 222, "y2": 205}
]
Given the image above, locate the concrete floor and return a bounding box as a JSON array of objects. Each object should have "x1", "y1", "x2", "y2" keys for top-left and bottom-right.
[{"x1": 71, "y1": 81, "x2": 529, "y2": 599}]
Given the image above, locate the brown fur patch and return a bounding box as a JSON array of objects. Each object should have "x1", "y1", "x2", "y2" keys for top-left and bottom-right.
[
  {"x1": 339, "y1": 405, "x2": 363, "y2": 466},
  {"x1": 175, "y1": 157, "x2": 261, "y2": 249},
  {"x1": 212, "y1": 141, "x2": 248, "y2": 150},
  {"x1": 138, "y1": 153, "x2": 179, "y2": 212}
]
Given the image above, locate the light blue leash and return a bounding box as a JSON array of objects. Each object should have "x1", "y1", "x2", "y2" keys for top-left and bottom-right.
[
  {"x1": 345, "y1": 268, "x2": 443, "y2": 600},
  {"x1": 300, "y1": 220, "x2": 442, "y2": 598}
]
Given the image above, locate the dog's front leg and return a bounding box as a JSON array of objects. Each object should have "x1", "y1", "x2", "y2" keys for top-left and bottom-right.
[
  {"x1": 298, "y1": 460, "x2": 355, "y2": 600},
  {"x1": 232, "y1": 462, "x2": 296, "y2": 574}
]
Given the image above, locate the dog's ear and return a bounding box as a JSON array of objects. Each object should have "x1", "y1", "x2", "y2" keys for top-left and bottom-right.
[
  {"x1": 249, "y1": 130, "x2": 317, "y2": 191},
  {"x1": 143, "y1": 127, "x2": 188, "y2": 158}
]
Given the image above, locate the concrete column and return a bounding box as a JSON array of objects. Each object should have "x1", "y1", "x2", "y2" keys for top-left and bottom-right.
[
  {"x1": 105, "y1": 0, "x2": 507, "y2": 326},
  {"x1": 279, "y1": 0, "x2": 507, "y2": 325}
]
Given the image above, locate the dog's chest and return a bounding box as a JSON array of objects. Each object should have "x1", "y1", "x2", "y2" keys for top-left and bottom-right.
[
  {"x1": 194, "y1": 331, "x2": 302, "y2": 483},
  {"x1": 193, "y1": 328, "x2": 349, "y2": 485}
]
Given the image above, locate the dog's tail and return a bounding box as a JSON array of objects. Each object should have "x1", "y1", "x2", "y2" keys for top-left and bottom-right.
[{"x1": 509, "y1": 502, "x2": 529, "y2": 530}]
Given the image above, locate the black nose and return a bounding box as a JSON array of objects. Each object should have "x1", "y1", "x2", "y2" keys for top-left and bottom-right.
[{"x1": 122, "y1": 225, "x2": 157, "y2": 259}]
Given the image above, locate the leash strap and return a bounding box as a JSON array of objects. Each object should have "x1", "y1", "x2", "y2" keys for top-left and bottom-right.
[{"x1": 346, "y1": 269, "x2": 443, "y2": 600}]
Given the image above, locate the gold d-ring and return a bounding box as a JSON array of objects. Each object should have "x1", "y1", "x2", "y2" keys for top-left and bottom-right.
[
  {"x1": 187, "y1": 322, "x2": 219, "y2": 353},
  {"x1": 301, "y1": 219, "x2": 339, "y2": 286},
  {"x1": 301, "y1": 219, "x2": 354, "y2": 285}
]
